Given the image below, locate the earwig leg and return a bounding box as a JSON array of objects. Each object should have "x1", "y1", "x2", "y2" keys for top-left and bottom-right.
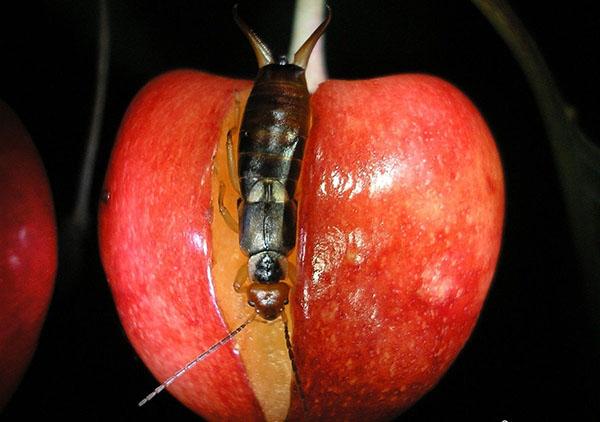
[
  {"x1": 233, "y1": 264, "x2": 248, "y2": 293},
  {"x1": 227, "y1": 90, "x2": 243, "y2": 194},
  {"x1": 226, "y1": 130, "x2": 241, "y2": 194},
  {"x1": 218, "y1": 181, "x2": 239, "y2": 233}
]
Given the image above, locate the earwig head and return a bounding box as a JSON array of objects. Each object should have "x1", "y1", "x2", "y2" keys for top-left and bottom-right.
[
  {"x1": 247, "y1": 282, "x2": 290, "y2": 320},
  {"x1": 246, "y1": 252, "x2": 290, "y2": 320},
  {"x1": 233, "y1": 4, "x2": 331, "y2": 70},
  {"x1": 248, "y1": 251, "x2": 287, "y2": 283}
]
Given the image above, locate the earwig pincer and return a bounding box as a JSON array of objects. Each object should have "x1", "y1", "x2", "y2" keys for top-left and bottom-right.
[{"x1": 138, "y1": 4, "x2": 331, "y2": 410}]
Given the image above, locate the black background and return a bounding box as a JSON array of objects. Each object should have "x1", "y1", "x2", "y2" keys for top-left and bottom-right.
[{"x1": 1, "y1": 1, "x2": 598, "y2": 420}]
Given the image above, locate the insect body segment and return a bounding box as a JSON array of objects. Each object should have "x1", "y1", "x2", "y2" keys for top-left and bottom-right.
[
  {"x1": 233, "y1": 6, "x2": 330, "y2": 322},
  {"x1": 236, "y1": 66, "x2": 310, "y2": 321}
]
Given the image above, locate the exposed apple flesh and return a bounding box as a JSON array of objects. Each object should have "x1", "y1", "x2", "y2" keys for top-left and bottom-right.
[
  {"x1": 99, "y1": 70, "x2": 503, "y2": 421},
  {"x1": 211, "y1": 91, "x2": 297, "y2": 422},
  {"x1": 0, "y1": 100, "x2": 57, "y2": 409}
]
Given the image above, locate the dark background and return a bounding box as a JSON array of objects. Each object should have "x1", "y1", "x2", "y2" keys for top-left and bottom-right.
[{"x1": 1, "y1": 0, "x2": 598, "y2": 420}]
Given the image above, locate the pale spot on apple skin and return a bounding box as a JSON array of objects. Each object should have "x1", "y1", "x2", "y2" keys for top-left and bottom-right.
[
  {"x1": 320, "y1": 302, "x2": 340, "y2": 323},
  {"x1": 344, "y1": 285, "x2": 382, "y2": 329},
  {"x1": 367, "y1": 157, "x2": 406, "y2": 197},
  {"x1": 18, "y1": 226, "x2": 27, "y2": 242},
  {"x1": 347, "y1": 287, "x2": 365, "y2": 308},
  {"x1": 7, "y1": 254, "x2": 22, "y2": 270},
  {"x1": 326, "y1": 167, "x2": 364, "y2": 199},
  {"x1": 414, "y1": 187, "x2": 445, "y2": 225},
  {"x1": 434, "y1": 344, "x2": 449, "y2": 358},
  {"x1": 345, "y1": 228, "x2": 366, "y2": 265},
  {"x1": 417, "y1": 259, "x2": 459, "y2": 304},
  {"x1": 3, "y1": 227, "x2": 30, "y2": 271},
  {"x1": 189, "y1": 231, "x2": 207, "y2": 254},
  {"x1": 304, "y1": 226, "x2": 346, "y2": 319}
]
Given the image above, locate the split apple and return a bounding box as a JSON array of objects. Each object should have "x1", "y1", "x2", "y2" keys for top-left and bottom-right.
[
  {"x1": 0, "y1": 100, "x2": 57, "y2": 410},
  {"x1": 99, "y1": 69, "x2": 504, "y2": 420}
]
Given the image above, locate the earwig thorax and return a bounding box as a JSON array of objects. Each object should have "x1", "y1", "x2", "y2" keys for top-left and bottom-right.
[{"x1": 248, "y1": 251, "x2": 287, "y2": 283}]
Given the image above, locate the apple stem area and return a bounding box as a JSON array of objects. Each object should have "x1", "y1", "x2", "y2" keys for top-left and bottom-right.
[{"x1": 289, "y1": 0, "x2": 329, "y2": 92}]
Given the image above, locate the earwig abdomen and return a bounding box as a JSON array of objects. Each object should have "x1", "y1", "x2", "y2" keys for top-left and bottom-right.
[
  {"x1": 239, "y1": 64, "x2": 310, "y2": 197},
  {"x1": 238, "y1": 64, "x2": 310, "y2": 263}
]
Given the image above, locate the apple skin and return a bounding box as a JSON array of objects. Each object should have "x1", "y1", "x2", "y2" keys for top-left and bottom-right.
[
  {"x1": 289, "y1": 76, "x2": 504, "y2": 420},
  {"x1": 0, "y1": 100, "x2": 57, "y2": 410},
  {"x1": 99, "y1": 70, "x2": 503, "y2": 420},
  {"x1": 98, "y1": 71, "x2": 262, "y2": 421}
]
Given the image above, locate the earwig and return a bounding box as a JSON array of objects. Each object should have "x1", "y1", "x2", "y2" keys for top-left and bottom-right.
[{"x1": 138, "y1": 4, "x2": 331, "y2": 411}]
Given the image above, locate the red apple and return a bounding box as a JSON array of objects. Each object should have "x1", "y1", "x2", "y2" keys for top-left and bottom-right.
[
  {"x1": 99, "y1": 69, "x2": 503, "y2": 421},
  {"x1": 0, "y1": 100, "x2": 57, "y2": 410}
]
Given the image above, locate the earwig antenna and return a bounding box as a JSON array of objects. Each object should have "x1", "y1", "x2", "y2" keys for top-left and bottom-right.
[
  {"x1": 138, "y1": 312, "x2": 257, "y2": 407},
  {"x1": 282, "y1": 312, "x2": 308, "y2": 416}
]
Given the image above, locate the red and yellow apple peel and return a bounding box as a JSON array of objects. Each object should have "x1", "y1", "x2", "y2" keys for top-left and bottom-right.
[{"x1": 99, "y1": 68, "x2": 503, "y2": 421}]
